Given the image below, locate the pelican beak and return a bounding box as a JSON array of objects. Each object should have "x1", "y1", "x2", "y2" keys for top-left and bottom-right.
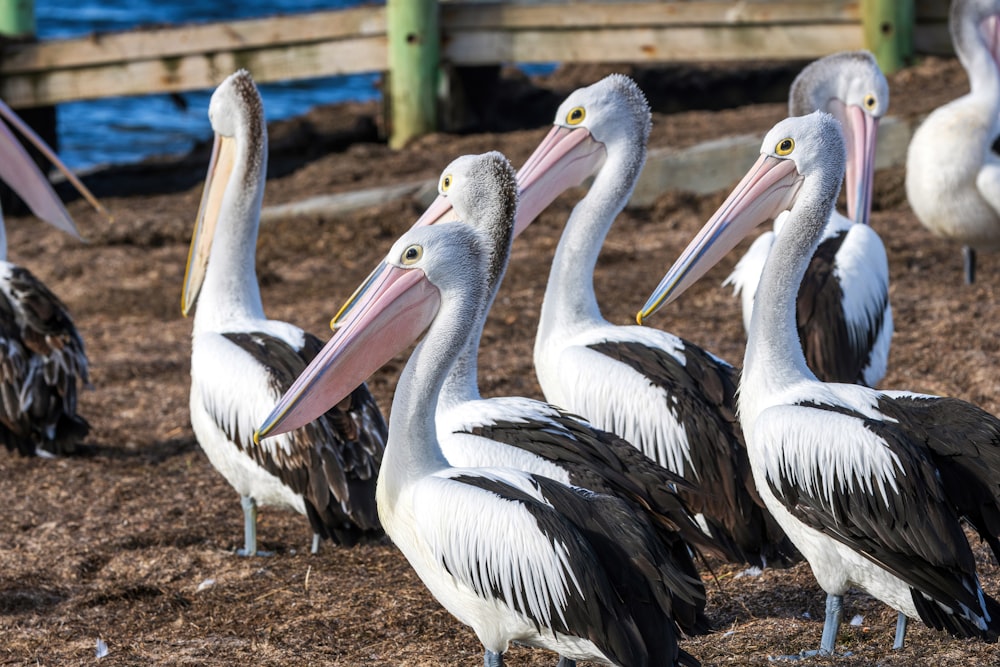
[
  {"x1": 256, "y1": 261, "x2": 440, "y2": 441},
  {"x1": 832, "y1": 101, "x2": 878, "y2": 226},
  {"x1": 330, "y1": 124, "x2": 605, "y2": 329},
  {"x1": 513, "y1": 124, "x2": 607, "y2": 236},
  {"x1": 0, "y1": 100, "x2": 111, "y2": 237},
  {"x1": 638, "y1": 154, "x2": 802, "y2": 324},
  {"x1": 182, "y1": 133, "x2": 236, "y2": 316}
]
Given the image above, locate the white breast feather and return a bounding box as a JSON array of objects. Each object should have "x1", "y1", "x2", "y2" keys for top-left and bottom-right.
[
  {"x1": 544, "y1": 327, "x2": 695, "y2": 476},
  {"x1": 192, "y1": 331, "x2": 299, "y2": 458},
  {"x1": 437, "y1": 398, "x2": 575, "y2": 483},
  {"x1": 756, "y1": 404, "x2": 903, "y2": 509},
  {"x1": 416, "y1": 469, "x2": 585, "y2": 631}
]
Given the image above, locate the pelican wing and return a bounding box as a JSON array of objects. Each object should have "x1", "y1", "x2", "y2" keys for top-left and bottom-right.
[
  {"x1": 446, "y1": 395, "x2": 717, "y2": 558},
  {"x1": 759, "y1": 402, "x2": 987, "y2": 621},
  {"x1": 206, "y1": 330, "x2": 384, "y2": 542},
  {"x1": 875, "y1": 393, "x2": 1000, "y2": 559},
  {"x1": 573, "y1": 332, "x2": 796, "y2": 565},
  {"x1": 0, "y1": 265, "x2": 89, "y2": 455},
  {"x1": 797, "y1": 223, "x2": 891, "y2": 385},
  {"x1": 415, "y1": 468, "x2": 702, "y2": 665}
]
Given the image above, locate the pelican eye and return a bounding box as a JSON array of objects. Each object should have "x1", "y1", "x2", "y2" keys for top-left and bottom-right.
[
  {"x1": 401, "y1": 244, "x2": 423, "y2": 265},
  {"x1": 566, "y1": 106, "x2": 586, "y2": 126},
  {"x1": 775, "y1": 138, "x2": 795, "y2": 156},
  {"x1": 440, "y1": 174, "x2": 453, "y2": 193},
  {"x1": 863, "y1": 93, "x2": 877, "y2": 110}
]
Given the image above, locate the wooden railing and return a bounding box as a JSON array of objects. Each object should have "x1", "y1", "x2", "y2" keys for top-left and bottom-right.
[{"x1": 0, "y1": 1, "x2": 952, "y2": 145}]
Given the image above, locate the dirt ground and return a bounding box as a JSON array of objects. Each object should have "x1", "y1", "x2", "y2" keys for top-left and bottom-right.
[{"x1": 2, "y1": 55, "x2": 1000, "y2": 666}]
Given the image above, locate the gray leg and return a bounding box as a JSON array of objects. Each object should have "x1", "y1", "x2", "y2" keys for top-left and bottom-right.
[
  {"x1": 964, "y1": 245, "x2": 976, "y2": 284},
  {"x1": 484, "y1": 649, "x2": 503, "y2": 667},
  {"x1": 311, "y1": 532, "x2": 322, "y2": 554},
  {"x1": 556, "y1": 658, "x2": 576, "y2": 667},
  {"x1": 893, "y1": 612, "x2": 907, "y2": 650},
  {"x1": 818, "y1": 594, "x2": 843, "y2": 656},
  {"x1": 236, "y1": 495, "x2": 272, "y2": 557}
]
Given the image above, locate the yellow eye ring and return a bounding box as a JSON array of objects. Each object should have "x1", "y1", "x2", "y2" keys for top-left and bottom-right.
[
  {"x1": 440, "y1": 174, "x2": 453, "y2": 193},
  {"x1": 775, "y1": 138, "x2": 795, "y2": 156},
  {"x1": 863, "y1": 93, "x2": 877, "y2": 110},
  {"x1": 566, "y1": 106, "x2": 586, "y2": 126},
  {"x1": 401, "y1": 244, "x2": 423, "y2": 265}
]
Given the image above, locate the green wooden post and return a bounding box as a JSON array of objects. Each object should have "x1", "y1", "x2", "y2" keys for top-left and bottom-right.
[
  {"x1": 0, "y1": 0, "x2": 35, "y2": 37},
  {"x1": 861, "y1": 0, "x2": 914, "y2": 74},
  {"x1": 387, "y1": 0, "x2": 439, "y2": 149}
]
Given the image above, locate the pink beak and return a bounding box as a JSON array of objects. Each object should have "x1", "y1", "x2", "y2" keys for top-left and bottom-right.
[
  {"x1": 255, "y1": 261, "x2": 440, "y2": 441},
  {"x1": 638, "y1": 154, "x2": 802, "y2": 323},
  {"x1": 330, "y1": 124, "x2": 606, "y2": 328}
]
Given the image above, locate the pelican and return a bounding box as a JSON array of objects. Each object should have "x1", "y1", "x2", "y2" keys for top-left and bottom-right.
[
  {"x1": 182, "y1": 70, "x2": 385, "y2": 556},
  {"x1": 515, "y1": 74, "x2": 794, "y2": 567},
  {"x1": 725, "y1": 51, "x2": 892, "y2": 386},
  {"x1": 640, "y1": 111, "x2": 1000, "y2": 656},
  {"x1": 257, "y1": 152, "x2": 705, "y2": 667},
  {"x1": 377, "y1": 130, "x2": 724, "y2": 579},
  {"x1": 0, "y1": 98, "x2": 109, "y2": 456},
  {"x1": 906, "y1": 0, "x2": 1000, "y2": 283}
]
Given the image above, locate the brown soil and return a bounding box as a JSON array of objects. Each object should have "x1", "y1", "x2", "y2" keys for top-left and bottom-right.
[{"x1": 3, "y1": 55, "x2": 1000, "y2": 666}]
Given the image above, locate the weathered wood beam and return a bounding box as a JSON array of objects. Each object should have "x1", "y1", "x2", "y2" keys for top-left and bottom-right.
[
  {"x1": 444, "y1": 24, "x2": 865, "y2": 65},
  {"x1": 0, "y1": 7, "x2": 387, "y2": 107}
]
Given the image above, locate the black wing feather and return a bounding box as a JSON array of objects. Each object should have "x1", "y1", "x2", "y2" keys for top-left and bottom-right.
[
  {"x1": 222, "y1": 331, "x2": 386, "y2": 545},
  {"x1": 590, "y1": 338, "x2": 798, "y2": 567}
]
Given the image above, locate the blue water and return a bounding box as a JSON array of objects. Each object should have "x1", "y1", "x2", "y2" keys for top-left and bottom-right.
[{"x1": 35, "y1": 1, "x2": 383, "y2": 169}]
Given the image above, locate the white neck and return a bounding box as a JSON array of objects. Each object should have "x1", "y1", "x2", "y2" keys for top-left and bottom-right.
[
  {"x1": 193, "y1": 135, "x2": 268, "y2": 332},
  {"x1": 955, "y1": 6, "x2": 1000, "y2": 112},
  {"x1": 740, "y1": 178, "x2": 835, "y2": 434},
  {"x1": 536, "y1": 147, "x2": 642, "y2": 345},
  {"x1": 379, "y1": 269, "x2": 486, "y2": 506}
]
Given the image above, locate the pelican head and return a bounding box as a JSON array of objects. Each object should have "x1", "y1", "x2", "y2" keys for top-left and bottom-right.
[
  {"x1": 790, "y1": 51, "x2": 887, "y2": 225},
  {"x1": 638, "y1": 112, "x2": 845, "y2": 322},
  {"x1": 330, "y1": 74, "x2": 647, "y2": 328},
  {"x1": 182, "y1": 69, "x2": 267, "y2": 316},
  {"x1": 259, "y1": 152, "x2": 516, "y2": 440},
  {"x1": 256, "y1": 221, "x2": 489, "y2": 441}
]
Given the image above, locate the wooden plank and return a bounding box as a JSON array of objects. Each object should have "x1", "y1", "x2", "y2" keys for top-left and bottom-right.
[
  {"x1": 442, "y1": 2, "x2": 861, "y2": 29},
  {"x1": 0, "y1": 36, "x2": 386, "y2": 107},
  {"x1": 0, "y1": 6, "x2": 386, "y2": 74},
  {"x1": 445, "y1": 24, "x2": 865, "y2": 64}
]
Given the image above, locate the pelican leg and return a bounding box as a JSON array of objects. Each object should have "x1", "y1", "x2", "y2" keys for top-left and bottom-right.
[
  {"x1": 484, "y1": 649, "x2": 504, "y2": 667},
  {"x1": 892, "y1": 612, "x2": 907, "y2": 650},
  {"x1": 311, "y1": 532, "x2": 322, "y2": 554},
  {"x1": 818, "y1": 594, "x2": 843, "y2": 656},
  {"x1": 964, "y1": 245, "x2": 976, "y2": 284},
  {"x1": 236, "y1": 495, "x2": 272, "y2": 557},
  {"x1": 556, "y1": 658, "x2": 576, "y2": 667}
]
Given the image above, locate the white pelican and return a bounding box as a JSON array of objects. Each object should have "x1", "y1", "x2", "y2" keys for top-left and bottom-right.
[
  {"x1": 182, "y1": 70, "x2": 385, "y2": 555},
  {"x1": 906, "y1": 0, "x2": 1000, "y2": 283},
  {"x1": 0, "y1": 98, "x2": 109, "y2": 456},
  {"x1": 640, "y1": 111, "x2": 1000, "y2": 656},
  {"x1": 725, "y1": 51, "x2": 892, "y2": 386},
  {"x1": 382, "y1": 142, "x2": 724, "y2": 578},
  {"x1": 514, "y1": 74, "x2": 795, "y2": 567},
  {"x1": 257, "y1": 152, "x2": 706, "y2": 667}
]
